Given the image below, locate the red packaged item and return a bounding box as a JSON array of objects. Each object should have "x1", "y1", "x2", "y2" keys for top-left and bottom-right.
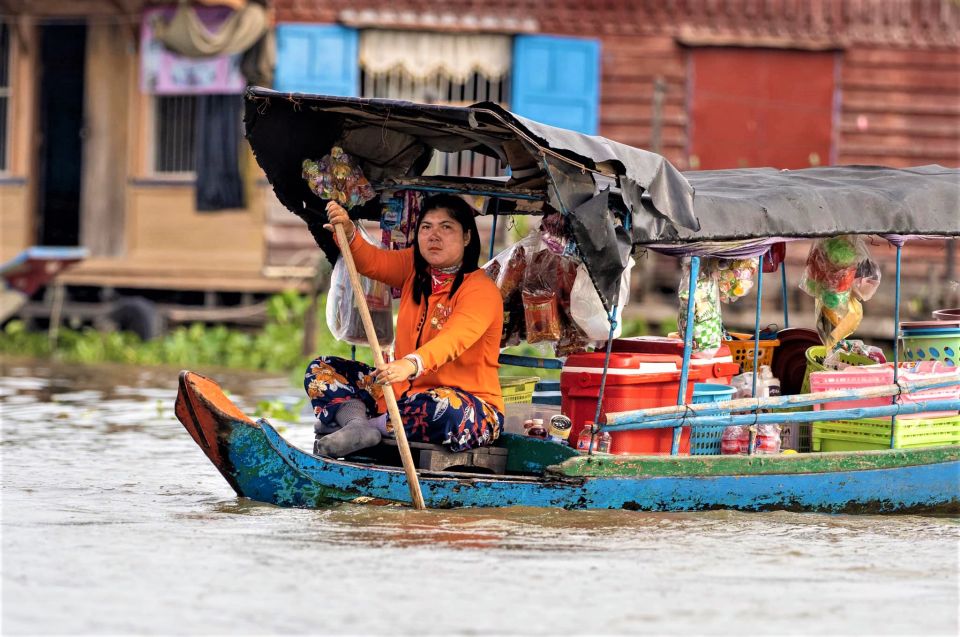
[{"x1": 721, "y1": 425, "x2": 750, "y2": 455}]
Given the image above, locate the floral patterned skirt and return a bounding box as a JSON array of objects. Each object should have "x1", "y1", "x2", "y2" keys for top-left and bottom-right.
[{"x1": 304, "y1": 356, "x2": 503, "y2": 452}]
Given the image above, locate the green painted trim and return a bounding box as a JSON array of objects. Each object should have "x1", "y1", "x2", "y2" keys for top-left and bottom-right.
[
  {"x1": 498, "y1": 432, "x2": 580, "y2": 474},
  {"x1": 550, "y1": 445, "x2": 960, "y2": 478}
]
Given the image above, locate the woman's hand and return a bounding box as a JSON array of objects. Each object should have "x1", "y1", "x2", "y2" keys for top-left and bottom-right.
[
  {"x1": 322, "y1": 201, "x2": 357, "y2": 243},
  {"x1": 373, "y1": 359, "x2": 418, "y2": 385}
]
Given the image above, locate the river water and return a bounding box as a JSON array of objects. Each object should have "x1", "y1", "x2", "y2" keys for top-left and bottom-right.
[{"x1": 2, "y1": 359, "x2": 957, "y2": 635}]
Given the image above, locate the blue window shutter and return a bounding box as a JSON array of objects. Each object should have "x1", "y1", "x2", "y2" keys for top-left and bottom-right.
[
  {"x1": 511, "y1": 35, "x2": 600, "y2": 134},
  {"x1": 275, "y1": 24, "x2": 358, "y2": 96}
]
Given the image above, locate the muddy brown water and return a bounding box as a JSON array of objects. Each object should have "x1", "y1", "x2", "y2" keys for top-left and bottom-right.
[{"x1": 2, "y1": 359, "x2": 958, "y2": 635}]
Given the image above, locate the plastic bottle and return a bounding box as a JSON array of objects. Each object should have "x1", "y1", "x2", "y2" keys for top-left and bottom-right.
[
  {"x1": 525, "y1": 418, "x2": 548, "y2": 439},
  {"x1": 597, "y1": 431, "x2": 612, "y2": 453},
  {"x1": 576, "y1": 422, "x2": 597, "y2": 451},
  {"x1": 758, "y1": 365, "x2": 781, "y2": 399}
]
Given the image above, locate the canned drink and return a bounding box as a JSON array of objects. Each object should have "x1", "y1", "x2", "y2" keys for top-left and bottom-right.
[{"x1": 548, "y1": 415, "x2": 572, "y2": 443}]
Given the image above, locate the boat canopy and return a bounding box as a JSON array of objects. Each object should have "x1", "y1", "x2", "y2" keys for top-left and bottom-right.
[{"x1": 244, "y1": 88, "x2": 960, "y2": 307}]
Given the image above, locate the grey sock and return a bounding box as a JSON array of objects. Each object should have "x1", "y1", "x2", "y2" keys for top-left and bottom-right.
[
  {"x1": 315, "y1": 421, "x2": 382, "y2": 458},
  {"x1": 334, "y1": 399, "x2": 369, "y2": 428}
]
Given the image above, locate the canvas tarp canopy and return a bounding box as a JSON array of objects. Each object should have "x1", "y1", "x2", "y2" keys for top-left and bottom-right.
[{"x1": 244, "y1": 88, "x2": 960, "y2": 308}]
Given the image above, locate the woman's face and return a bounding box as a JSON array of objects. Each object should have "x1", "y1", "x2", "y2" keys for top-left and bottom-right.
[{"x1": 417, "y1": 208, "x2": 469, "y2": 269}]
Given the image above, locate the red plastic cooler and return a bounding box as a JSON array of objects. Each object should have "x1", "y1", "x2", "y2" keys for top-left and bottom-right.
[
  {"x1": 561, "y1": 352, "x2": 703, "y2": 455},
  {"x1": 612, "y1": 336, "x2": 741, "y2": 384}
]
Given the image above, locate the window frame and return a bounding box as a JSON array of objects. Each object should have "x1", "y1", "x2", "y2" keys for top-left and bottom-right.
[{"x1": 0, "y1": 20, "x2": 12, "y2": 175}]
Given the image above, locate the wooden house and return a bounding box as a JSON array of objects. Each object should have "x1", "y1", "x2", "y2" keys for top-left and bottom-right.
[{"x1": 0, "y1": 0, "x2": 957, "y2": 335}]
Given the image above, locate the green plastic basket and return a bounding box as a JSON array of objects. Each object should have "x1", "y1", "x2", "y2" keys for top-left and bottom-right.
[
  {"x1": 812, "y1": 414, "x2": 960, "y2": 452},
  {"x1": 900, "y1": 333, "x2": 960, "y2": 367}
]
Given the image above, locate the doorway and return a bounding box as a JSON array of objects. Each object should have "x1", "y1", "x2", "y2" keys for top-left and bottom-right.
[
  {"x1": 37, "y1": 24, "x2": 86, "y2": 246},
  {"x1": 688, "y1": 48, "x2": 837, "y2": 170}
]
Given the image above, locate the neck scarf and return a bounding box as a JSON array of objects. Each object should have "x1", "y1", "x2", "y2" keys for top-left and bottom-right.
[{"x1": 430, "y1": 264, "x2": 460, "y2": 294}]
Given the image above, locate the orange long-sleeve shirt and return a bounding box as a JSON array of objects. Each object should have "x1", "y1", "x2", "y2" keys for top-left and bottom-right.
[{"x1": 347, "y1": 232, "x2": 505, "y2": 413}]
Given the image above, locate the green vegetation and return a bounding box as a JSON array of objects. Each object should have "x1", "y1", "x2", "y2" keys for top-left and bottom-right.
[
  {"x1": 1, "y1": 291, "x2": 668, "y2": 382},
  {"x1": 0, "y1": 291, "x2": 366, "y2": 373}
]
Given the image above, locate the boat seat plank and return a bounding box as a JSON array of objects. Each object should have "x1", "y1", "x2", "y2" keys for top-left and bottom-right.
[{"x1": 380, "y1": 438, "x2": 508, "y2": 473}]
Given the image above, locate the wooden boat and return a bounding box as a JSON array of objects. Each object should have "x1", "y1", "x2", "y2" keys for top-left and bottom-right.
[
  {"x1": 0, "y1": 246, "x2": 87, "y2": 323},
  {"x1": 174, "y1": 90, "x2": 960, "y2": 513},
  {"x1": 175, "y1": 371, "x2": 959, "y2": 512}
]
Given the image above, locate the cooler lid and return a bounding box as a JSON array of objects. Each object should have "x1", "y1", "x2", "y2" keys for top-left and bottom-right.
[
  {"x1": 611, "y1": 336, "x2": 732, "y2": 363},
  {"x1": 563, "y1": 352, "x2": 683, "y2": 375}
]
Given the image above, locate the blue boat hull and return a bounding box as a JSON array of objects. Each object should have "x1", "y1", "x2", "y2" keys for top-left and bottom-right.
[{"x1": 176, "y1": 371, "x2": 960, "y2": 513}]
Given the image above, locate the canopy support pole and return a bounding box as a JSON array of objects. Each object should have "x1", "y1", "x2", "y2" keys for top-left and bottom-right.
[
  {"x1": 489, "y1": 199, "x2": 499, "y2": 261},
  {"x1": 890, "y1": 243, "x2": 903, "y2": 449},
  {"x1": 672, "y1": 256, "x2": 700, "y2": 455},
  {"x1": 591, "y1": 306, "x2": 619, "y2": 455},
  {"x1": 751, "y1": 255, "x2": 766, "y2": 397},
  {"x1": 780, "y1": 261, "x2": 790, "y2": 328}
]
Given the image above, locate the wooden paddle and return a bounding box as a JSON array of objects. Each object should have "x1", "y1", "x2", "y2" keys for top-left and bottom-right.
[{"x1": 333, "y1": 223, "x2": 427, "y2": 510}]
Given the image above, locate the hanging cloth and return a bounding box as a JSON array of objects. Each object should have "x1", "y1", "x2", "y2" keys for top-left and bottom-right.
[
  {"x1": 195, "y1": 94, "x2": 245, "y2": 211},
  {"x1": 359, "y1": 30, "x2": 511, "y2": 82},
  {"x1": 152, "y1": 0, "x2": 267, "y2": 58}
]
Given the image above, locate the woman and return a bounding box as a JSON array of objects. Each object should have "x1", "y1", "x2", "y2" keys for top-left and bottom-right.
[{"x1": 305, "y1": 194, "x2": 505, "y2": 458}]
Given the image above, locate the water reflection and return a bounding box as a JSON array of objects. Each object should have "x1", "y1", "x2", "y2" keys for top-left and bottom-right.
[{"x1": 2, "y1": 359, "x2": 957, "y2": 635}]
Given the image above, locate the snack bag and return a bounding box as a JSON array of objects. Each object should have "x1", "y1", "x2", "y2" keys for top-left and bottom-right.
[
  {"x1": 678, "y1": 258, "x2": 723, "y2": 355},
  {"x1": 302, "y1": 146, "x2": 375, "y2": 209},
  {"x1": 716, "y1": 258, "x2": 759, "y2": 303},
  {"x1": 522, "y1": 248, "x2": 563, "y2": 344},
  {"x1": 799, "y1": 236, "x2": 875, "y2": 350}
]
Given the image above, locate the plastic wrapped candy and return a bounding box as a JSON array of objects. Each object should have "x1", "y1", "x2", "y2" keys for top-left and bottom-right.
[
  {"x1": 715, "y1": 258, "x2": 759, "y2": 303},
  {"x1": 302, "y1": 146, "x2": 376, "y2": 209},
  {"x1": 799, "y1": 236, "x2": 875, "y2": 350},
  {"x1": 678, "y1": 258, "x2": 723, "y2": 356}
]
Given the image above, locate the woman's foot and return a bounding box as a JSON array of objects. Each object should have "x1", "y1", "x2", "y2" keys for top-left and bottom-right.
[{"x1": 314, "y1": 421, "x2": 382, "y2": 458}]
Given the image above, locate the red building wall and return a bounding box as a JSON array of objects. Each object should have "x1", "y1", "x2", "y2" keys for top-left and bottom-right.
[{"x1": 273, "y1": 0, "x2": 959, "y2": 171}]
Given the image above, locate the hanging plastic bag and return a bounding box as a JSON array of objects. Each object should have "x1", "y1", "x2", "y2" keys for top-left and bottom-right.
[
  {"x1": 677, "y1": 258, "x2": 723, "y2": 356},
  {"x1": 302, "y1": 146, "x2": 376, "y2": 210},
  {"x1": 483, "y1": 231, "x2": 539, "y2": 347},
  {"x1": 569, "y1": 259, "x2": 635, "y2": 341},
  {"x1": 799, "y1": 236, "x2": 875, "y2": 350},
  {"x1": 522, "y1": 248, "x2": 564, "y2": 344},
  {"x1": 325, "y1": 226, "x2": 394, "y2": 347},
  {"x1": 716, "y1": 258, "x2": 759, "y2": 303}
]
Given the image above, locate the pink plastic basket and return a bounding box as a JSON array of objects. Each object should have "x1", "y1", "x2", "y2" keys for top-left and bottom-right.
[{"x1": 810, "y1": 361, "x2": 959, "y2": 418}]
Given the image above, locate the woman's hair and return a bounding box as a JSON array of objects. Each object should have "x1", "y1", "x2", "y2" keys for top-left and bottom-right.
[{"x1": 411, "y1": 194, "x2": 481, "y2": 305}]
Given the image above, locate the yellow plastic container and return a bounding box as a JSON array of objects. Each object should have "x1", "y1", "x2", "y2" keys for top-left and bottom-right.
[{"x1": 499, "y1": 376, "x2": 540, "y2": 404}]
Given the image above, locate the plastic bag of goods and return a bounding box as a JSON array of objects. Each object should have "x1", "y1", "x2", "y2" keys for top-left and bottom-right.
[
  {"x1": 483, "y1": 231, "x2": 539, "y2": 347},
  {"x1": 570, "y1": 258, "x2": 636, "y2": 342},
  {"x1": 325, "y1": 227, "x2": 395, "y2": 347},
  {"x1": 521, "y1": 248, "x2": 564, "y2": 344},
  {"x1": 798, "y1": 236, "x2": 878, "y2": 351},
  {"x1": 678, "y1": 258, "x2": 723, "y2": 356}
]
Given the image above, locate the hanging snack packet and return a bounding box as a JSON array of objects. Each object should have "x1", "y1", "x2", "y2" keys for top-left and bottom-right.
[
  {"x1": 522, "y1": 248, "x2": 563, "y2": 344},
  {"x1": 799, "y1": 236, "x2": 873, "y2": 350},
  {"x1": 716, "y1": 258, "x2": 759, "y2": 303},
  {"x1": 302, "y1": 146, "x2": 375, "y2": 209},
  {"x1": 677, "y1": 258, "x2": 723, "y2": 355}
]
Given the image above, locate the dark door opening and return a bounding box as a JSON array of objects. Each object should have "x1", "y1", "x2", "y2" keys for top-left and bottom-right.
[{"x1": 37, "y1": 24, "x2": 86, "y2": 246}]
